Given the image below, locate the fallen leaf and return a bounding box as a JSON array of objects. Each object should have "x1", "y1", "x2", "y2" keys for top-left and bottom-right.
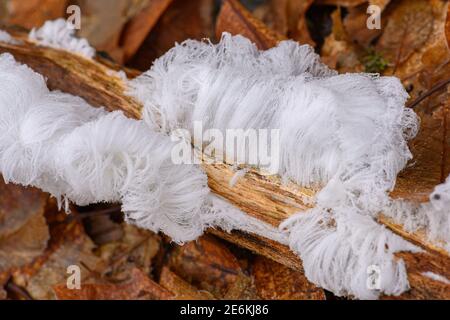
[
  {"x1": 253, "y1": 0, "x2": 315, "y2": 46},
  {"x1": 216, "y1": 0, "x2": 285, "y2": 50},
  {"x1": 0, "y1": 273, "x2": 8, "y2": 299},
  {"x1": 74, "y1": 0, "x2": 151, "y2": 62},
  {"x1": 53, "y1": 268, "x2": 173, "y2": 300},
  {"x1": 97, "y1": 223, "x2": 160, "y2": 277},
  {"x1": 159, "y1": 266, "x2": 215, "y2": 300},
  {"x1": 252, "y1": 256, "x2": 325, "y2": 300},
  {"x1": 120, "y1": 0, "x2": 173, "y2": 61},
  {"x1": 9, "y1": 199, "x2": 103, "y2": 299},
  {"x1": 315, "y1": 0, "x2": 367, "y2": 6},
  {"x1": 128, "y1": 0, "x2": 214, "y2": 70},
  {"x1": 446, "y1": 3, "x2": 450, "y2": 49},
  {"x1": 0, "y1": 179, "x2": 49, "y2": 274},
  {"x1": 13, "y1": 230, "x2": 101, "y2": 299},
  {"x1": 343, "y1": 4, "x2": 384, "y2": 48},
  {"x1": 0, "y1": 0, "x2": 66, "y2": 29},
  {"x1": 319, "y1": 0, "x2": 388, "y2": 8},
  {"x1": 376, "y1": 0, "x2": 434, "y2": 71},
  {"x1": 168, "y1": 235, "x2": 258, "y2": 299},
  {"x1": 321, "y1": 8, "x2": 364, "y2": 72}
]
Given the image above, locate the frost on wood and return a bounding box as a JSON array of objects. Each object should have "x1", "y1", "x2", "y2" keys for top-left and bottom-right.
[
  {"x1": 0, "y1": 53, "x2": 282, "y2": 245},
  {"x1": 385, "y1": 175, "x2": 450, "y2": 253},
  {"x1": 128, "y1": 33, "x2": 426, "y2": 299},
  {"x1": 28, "y1": 19, "x2": 95, "y2": 59},
  {"x1": 421, "y1": 271, "x2": 450, "y2": 285},
  {"x1": 0, "y1": 30, "x2": 19, "y2": 45}
]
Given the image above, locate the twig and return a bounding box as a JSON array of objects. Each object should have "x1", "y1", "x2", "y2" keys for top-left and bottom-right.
[{"x1": 407, "y1": 77, "x2": 450, "y2": 109}]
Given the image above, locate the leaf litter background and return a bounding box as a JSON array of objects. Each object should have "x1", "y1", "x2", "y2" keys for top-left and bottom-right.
[{"x1": 0, "y1": 0, "x2": 449, "y2": 300}]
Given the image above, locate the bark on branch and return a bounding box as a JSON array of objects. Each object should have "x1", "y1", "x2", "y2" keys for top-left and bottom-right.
[{"x1": 1, "y1": 35, "x2": 449, "y2": 299}]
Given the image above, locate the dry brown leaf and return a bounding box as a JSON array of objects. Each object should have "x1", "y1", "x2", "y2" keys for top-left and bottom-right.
[
  {"x1": 120, "y1": 0, "x2": 173, "y2": 61},
  {"x1": 159, "y1": 266, "x2": 215, "y2": 300},
  {"x1": 216, "y1": 0, "x2": 285, "y2": 50},
  {"x1": 0, "y1": 0, "x2": 66, "y2": 29},
  {"x1": 128, "y1": 0, "x2": 214, "y2": 70},
  {"x1": 253, "y1": 0, "x2": 315, "y2": 46},
  {"x1": 315, "y1": 0, "x2": 367, "y2": 6},
  {"x1": 74, "y1": 0, "x2": 151, "y2": 63},
  {"x1": 376, "y1": 0, "x2": 434, "y2": 70},
  {"x1": 0, "y1": 179, "x2": 49, "y2": 274},
  {"x1": 7, "y1": 199, "x2": 103, "y2": 299},
  {"x1": 0, "y1": 271, "x2": 7, "y2": 299},
  {"x1": 97, "y1": 223, "x2": 160, "y2": 276},
  {"x1": 343, "y1": 4, "x2": 384, "y2": 47},
  {"x1": 0, "y1": 209, "x2": 49, "y2": 273},
  {"x1": 318, "y1": 0, "x2": 388, "y2": 7},
  {"x1": 53, "y1": 268, "x2": 173, "y2": 300},
  {"x1": 12, "y1": 230, "x2": 101, "y2": 299},
  {"x1": 446, "y1": 3, "x2": 450, "y2": 49},
  {"x1": 252, "y1": 256, "x2": 325, "y2": 300},
  {"x1": 9, "y1": 197, "x2": 162, "y2": 299},
  {"x1": 168, "y1": 235, "x2": 258, "y2": 299},
  {"x1": 321, "y1": 8, "x2": 363, "y2": 72}
]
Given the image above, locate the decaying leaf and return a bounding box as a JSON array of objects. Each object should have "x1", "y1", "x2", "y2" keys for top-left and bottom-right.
[
  {"x1": 0, "y1": 0, "x2": 66, "y2": 29},
  {"x1": 53, "y1": 268, "x2": 173, "y2": 300},
  {"x1": 128, "y1": 0, "x2": 214, "y2": 70},
  {"x1": 168, "y1": 235, "x2": 258, "y2": 299},
  {"x1": 7, "y1": 199, "x2": 101, "y2": 300},
  {"x1": 316, "y1": 0, "x2": 389, "y2": 8},
  {"x1": 321, "y1": 8, "x2": 363, "y2": 72},
  {"x1": 253, "y1": 0, "x2": 315, "y2": 46},
  {"x1": 159, "y1": 266, "x2": 215, "y2": 300},
  {"x1": 316, "y1": 0, "x2": 367, "y2": 6},
  {"x1": 343, "y1": 4, "x2": 384, "y2": 47},
  {"x1": 12, "y1": 227, "x2": 101, "y2": 299},
  {"x1": 96, "y1": 223, "x2": 160, "y2": 277},
  {"x1": 376, "y1": 0, "x2": 434, "y2": 71},
  {"x1": 0, "y1": 272, "x2": 9, "y2": 299},
  {"x1": 446, "y1": 2, "x2": 450, "y2": 49},
  {"x1": 74, "y1": 0, "x2": 151, "y2": 62},
  {"x1": 252, "y1": 256, "x2": 325, "y2": 300},
  {"x1": 216, "y1": 0, "x2": 285, "y2": 50},
  {"x1": 120, "y1": 0, "x2": 173, "y2": 61},
  {"x1": 0, "y1": 179, "x2": 49, "y2": 274}
]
